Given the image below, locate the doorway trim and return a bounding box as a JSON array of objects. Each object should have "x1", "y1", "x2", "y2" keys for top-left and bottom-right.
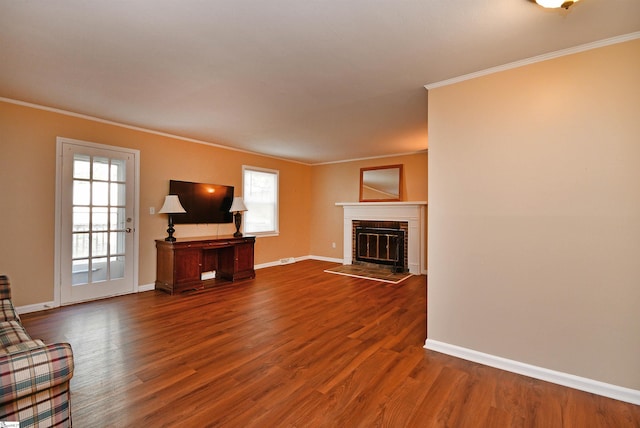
[{"x1": 54, "y1": 137, "x2": 140, "y2": 307}]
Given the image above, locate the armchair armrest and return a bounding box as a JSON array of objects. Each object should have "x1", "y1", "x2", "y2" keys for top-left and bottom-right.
[
  {"x1": 0, "y1": 275, "x2": 10, "y2": 301},
  {"x1": 0, "y1": 276, "x2": 19, "y2": 323},
  {"x1": 0, "y1": 342, "x2": 74, "y2": 405},
  {"x1": 0, "y1": 300, "x2": 19, "y2": 323}
]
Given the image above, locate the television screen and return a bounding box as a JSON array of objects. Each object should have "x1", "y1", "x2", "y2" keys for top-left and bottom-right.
[{"x1": 169, "y1": 180, "x2": 234, "y2": 224}]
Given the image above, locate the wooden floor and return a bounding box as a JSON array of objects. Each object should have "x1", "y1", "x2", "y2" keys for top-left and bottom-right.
[{"x1": 21, "y1": 260, "x2": 639, "y2": 427}]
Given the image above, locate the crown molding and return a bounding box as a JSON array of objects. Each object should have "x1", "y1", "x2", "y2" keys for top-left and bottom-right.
[
  {"x1": 424, "y1": 32, "x2": 640, "y2": 90},
  {"x1": 0, "y1": 97, "x2": 312, "y2": 165}
]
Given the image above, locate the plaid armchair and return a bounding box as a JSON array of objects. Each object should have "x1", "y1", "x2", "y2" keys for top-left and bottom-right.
[{"x1": 0, "y1": 276, "x2": 74, "y2": 427}]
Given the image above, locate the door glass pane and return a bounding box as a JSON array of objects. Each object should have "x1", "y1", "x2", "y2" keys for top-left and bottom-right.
[
  {"x1": 111, "y1": 207, "x2": 126, "y2": 230},
  {"x1": 110, "y1": 182, "x2": 125, "y2": 206},
  {"x1": 110, "y1": 256, "x2": 125, "y2": 280},
  {"x1": 93, "y1": 157, "x2": 110, "y2": 181},
  {"x1": 92, "y1": 258, "x2": 108, "y2": 283},
  {"x1": 73, "y1": 155, "x2": 91, "y2": 179},
  {"x1": 110, "y1": 232, "x2": 125, "y2": 255},
  {"x1": 72, "y1": 233, "x2": 89, "y2": 258},
  {"x1": 92, "y1": 182, "x2": 109, "y2": 206},
  {"x1": 73, "y1": 207, "x2": 90, "y2": 232},
  {"x1": 92, "y1": 207, "x2": 109, "y2": 231},
  {"x1": 72, "y1": 259, "x2": 89, "y2": 286},
  {"x1": 92, "y1": 232, "x2": 109, "y2": 257},
  {"x1": 110, "y1": 159, "x2": 126, "y2": 181},
  {"x1": 73, "y1": 181, "x2": 91, "y2": 205}
]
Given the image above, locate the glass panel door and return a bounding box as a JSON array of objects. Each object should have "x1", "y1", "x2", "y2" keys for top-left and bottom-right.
[{"x1": 60, "y1": 141, "x2": 136, "y2": 304}]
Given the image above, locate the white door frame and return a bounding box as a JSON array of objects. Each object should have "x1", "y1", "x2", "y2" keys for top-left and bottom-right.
[{"x1": 54, "y1": 137, "x2": 140, "y2": 306}]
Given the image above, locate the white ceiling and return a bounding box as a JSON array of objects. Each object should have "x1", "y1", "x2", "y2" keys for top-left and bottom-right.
[{"x1": 1, "y1": 1, "x2": 639, "y2": 164}]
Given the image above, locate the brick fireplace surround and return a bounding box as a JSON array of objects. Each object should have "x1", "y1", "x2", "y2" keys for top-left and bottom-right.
[{"x1": 337, "y1": 202, "x2": 427, "y2": 275}]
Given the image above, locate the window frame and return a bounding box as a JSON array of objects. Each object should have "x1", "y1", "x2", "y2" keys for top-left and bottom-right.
[{"x1": 242, "y1": 165, "x2": 279, "y2": 237}]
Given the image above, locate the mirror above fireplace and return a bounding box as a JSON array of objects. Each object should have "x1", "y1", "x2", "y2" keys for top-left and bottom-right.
[{"x1": 359, "y1": 164, "x2": 403, "y2": 202}]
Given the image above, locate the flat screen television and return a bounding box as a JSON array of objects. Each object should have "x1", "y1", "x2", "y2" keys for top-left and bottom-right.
[{"x1": 169, "y1": 180, "x2": 234, "y2": 224}]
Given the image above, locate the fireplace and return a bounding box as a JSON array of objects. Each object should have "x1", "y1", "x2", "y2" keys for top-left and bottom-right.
[
  {"x1": 338, "y1": 202, "x2": 427, "y2": 275},
  {"x1": 353, "y1": 220, "x2": 408, "y2": 272}
]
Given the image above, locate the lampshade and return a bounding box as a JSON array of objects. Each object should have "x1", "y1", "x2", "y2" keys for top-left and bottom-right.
[
  {"x1": 535, "y1": 0, "x2": 579, "y2": 8},
  {"x1": 229, "y1": 196, "x2": 247, "y2": 212},
  {"x1": 158, "y1": 195, "x2": 186, "y2": 214}
]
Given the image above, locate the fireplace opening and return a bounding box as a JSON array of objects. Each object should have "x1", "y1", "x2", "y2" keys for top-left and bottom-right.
[{"x1": 352, "y1": 220, "x2": 408, "y2": 273}]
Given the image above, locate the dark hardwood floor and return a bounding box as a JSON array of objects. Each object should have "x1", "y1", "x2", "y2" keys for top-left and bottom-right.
[{"x1": 20, "y1": 260, "x2": 639, "y2": 427}]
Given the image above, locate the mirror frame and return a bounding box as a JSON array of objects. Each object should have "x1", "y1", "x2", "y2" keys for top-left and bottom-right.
[{"x1": 359, "y1": 164, "x2": 403, "y2": 202}]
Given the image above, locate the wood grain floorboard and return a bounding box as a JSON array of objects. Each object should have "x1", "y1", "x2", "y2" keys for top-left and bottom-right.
[{"x1": 20, "y1": 260, "x2": 640, "y2": 427}]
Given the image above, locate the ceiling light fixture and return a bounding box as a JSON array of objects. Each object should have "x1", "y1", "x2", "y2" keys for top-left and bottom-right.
[{"x1": 535, "y1": 0, "x2": 580, "y2": 9}]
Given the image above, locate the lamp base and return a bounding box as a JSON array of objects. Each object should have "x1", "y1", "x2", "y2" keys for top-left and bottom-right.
[
  {"x1": 233, "y1": 211, "x2": 243, "y2": 237},
  {"x1": 165, "y1": 216, "x2": 177, "y2": 241}
]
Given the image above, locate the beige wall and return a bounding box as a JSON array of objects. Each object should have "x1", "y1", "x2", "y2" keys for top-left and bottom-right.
[
  {"x1": 427, "y1": 39, "x2": 640, "y2": 389},
  {"x1": 0, "y1": 101, "x2": 312, "y2": 306},
  {"x1": 309, "y1": 153, "x2": 428, "y2": 264}
]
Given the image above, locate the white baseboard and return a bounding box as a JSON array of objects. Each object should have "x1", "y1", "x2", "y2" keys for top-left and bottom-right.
[
  {"x1": 15, "y1": 301, "x2": 58, "y2": 315},
  {"x1": 255, "y1": 255, "x2": 343, "y2": 270},
  {"x1": 255, "y1": 256, "x2": 305, "y2": 270},
  {"x1": 17, "y1": 284, "x2": 155, "y2": 314},
  {"x1": 255, "y1": 260, "x2": 285, "y2": 269},
  {"x1": 308, "y1": 255, "x2": 344, "y2": 264},
  {"x1": 424, "y1": 339, "x2": 640, "y2": 405},
  {"x1": 137, "y1": 283, "x2": 155, "y2": 292}
]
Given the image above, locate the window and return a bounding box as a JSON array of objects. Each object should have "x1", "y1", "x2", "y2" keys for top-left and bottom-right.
[{"x1": 242, "y1": 166, "x2": 279, "y2": 235}]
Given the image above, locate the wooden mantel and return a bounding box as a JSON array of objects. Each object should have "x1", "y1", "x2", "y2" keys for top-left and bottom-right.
[{"x1": 336, "y1": 202, "x2": 427, "y2": 274}]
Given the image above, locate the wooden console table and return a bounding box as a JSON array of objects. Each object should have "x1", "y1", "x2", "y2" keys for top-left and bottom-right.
[{"x1": 155, "y1": 235, "x2": 255, "y2": 294}]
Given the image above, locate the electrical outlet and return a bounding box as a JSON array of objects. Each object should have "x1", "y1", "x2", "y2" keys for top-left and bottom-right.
[
  {"x1": 332, "y1": 242, "x2": 336, "y2": 248},
  {"x1": 149, "y1": 207, "x2": 155, "y2": 215}
]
